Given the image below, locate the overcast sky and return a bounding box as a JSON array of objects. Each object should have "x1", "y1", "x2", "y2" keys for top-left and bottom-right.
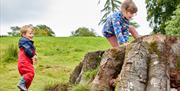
[{"x1": 0, "y1": 0, "x2": 152, "y2": 37}]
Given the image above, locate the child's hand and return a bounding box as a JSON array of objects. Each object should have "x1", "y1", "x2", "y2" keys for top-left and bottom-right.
[
  {"x1": 123, "y1": 42, "x2": 129, "y2": 47},
  {"x1": 32, "y1": 55, "x2": 37, "y2": 65}
]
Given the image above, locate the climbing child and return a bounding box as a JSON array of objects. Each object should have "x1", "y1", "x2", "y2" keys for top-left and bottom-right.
[
  {"x1": 102, "y1": 0, "x2": 140, "y2": 47},
  {"x1": 17, "y1": 25, "x2": 37, "y2": 91}
]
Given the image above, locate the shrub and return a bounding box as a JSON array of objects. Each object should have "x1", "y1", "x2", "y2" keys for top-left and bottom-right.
[
  {"x1": 3, "y1": 44, "x2": 18, "y2": 63},
  {"x1": 44, "y1": 82, "x2": 69, "y2": 91}
]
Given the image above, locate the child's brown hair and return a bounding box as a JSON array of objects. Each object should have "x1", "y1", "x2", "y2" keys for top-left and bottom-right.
[
  {"x1": 20, "y1": 25, "x2": 34, "y2": 36},
  {"x1": 121, "y1": 0, "x2": 137, "y2": 13}
]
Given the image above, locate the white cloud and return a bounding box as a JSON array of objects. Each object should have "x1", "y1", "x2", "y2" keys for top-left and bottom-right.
[
  {"x1": 40, "y1": 0, "x2": 101, "y2": 36},
  {"x1": 0, "y1": 0, "x2": 50, "y2": 23}
]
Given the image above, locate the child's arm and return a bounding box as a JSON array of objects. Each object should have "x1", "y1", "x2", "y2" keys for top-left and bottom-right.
[
  {"x1": 129, "y1": 25, "x2": 140, "y2": 39},
  {"x1": 21, "y1": 42, "x2": 34, "y2": 58}
]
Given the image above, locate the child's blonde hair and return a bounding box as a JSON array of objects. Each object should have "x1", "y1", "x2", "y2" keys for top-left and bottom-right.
[
  {"x1": 121, "y1": 0, "x2": 137, "y2": 13},
  {"x1": 20, "y1": 25, "x2": 34, "y2": 36}
]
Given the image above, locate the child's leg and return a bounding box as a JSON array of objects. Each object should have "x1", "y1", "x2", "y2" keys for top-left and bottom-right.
[
  {"x1": 107, "y1": 36, "x2": 119, "y2": 47},
  {"x1": 23, "y1": 72, "x2": 35, "y2": 88},
  {"x1": 22, "y1": 65, "x2": 35, "y2": 88},
  {"x1": 18, "y1": 63, "x2": 35, "y2": 89},
  {"x1": 17, "y1": 77, "x2": 28, "y2": 91}
]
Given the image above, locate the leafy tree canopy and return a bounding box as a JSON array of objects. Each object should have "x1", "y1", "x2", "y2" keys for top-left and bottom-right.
[
  {"x1": 8, "y1": 24, "x2": 55, "y2": 37},
  {"x1": 98, "y1": 0, "x2": 121, "y2": 25},
  {"x1": 145, "y1": 0, "x2": 180, "y2": 34},
  {"x1": 34, "y1": 24, "x2": 55, "y2": 37},
  {"x1": 71, "y1": 27, "x2": 97, "y2": 37},
  {"x1": 165, "y1": 5, "x2": 180, "y2": 36},
  {"x1": 8, "y1": 26, "x2": 21, "y2": 36}
]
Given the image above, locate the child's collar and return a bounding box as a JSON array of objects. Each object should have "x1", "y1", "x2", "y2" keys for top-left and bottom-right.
[
  {"x1": 22, "y1": 37, "x2": 33, "y2": 42},
  {"x1": 119, "y1": 10, "x2": 129, "y2": 21}
]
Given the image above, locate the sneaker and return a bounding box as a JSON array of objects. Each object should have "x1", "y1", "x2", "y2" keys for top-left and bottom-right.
[{"x1": 17, "y1": 77, "x2": 28, "y2": 91}]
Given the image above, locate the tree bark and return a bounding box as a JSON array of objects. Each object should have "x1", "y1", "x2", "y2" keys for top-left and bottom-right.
[
  {"x1": 115, "y1": 41, "x2": 149, "y2": 91},
  {"x1": 146, "y1": 53, "x2": 170, "y2": 91},
  {"x1": 91, "y1": 47, "x2": 125, "y2": 91},
  {"x1": 68, "y1": 34, "x2": 180, "y2": 91},
  {"x1": 69, "y1": 51, "x2": 104, "y2": 84}
]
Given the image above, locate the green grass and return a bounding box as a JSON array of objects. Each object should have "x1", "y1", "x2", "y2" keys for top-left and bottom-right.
[
  {"x1": 1, "y1": 36, "x2": 180, "y2": 91},
  {"x1": 0, "y1": 36, "x2": 110, "y2": 91},
  {"x1": 71, "y1": 84, "x2": 90, "y2": 91},
  {"x1": 2, "y1": 44, "x2": 18, "y2": 63}
]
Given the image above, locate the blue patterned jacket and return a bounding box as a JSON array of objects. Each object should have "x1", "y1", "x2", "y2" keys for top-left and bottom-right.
[
  {"x1": 18, "y1": 37, "x2": 35, "y2": 58},
  {"x1": 102, "y1": 11, "x2": 129, "y2": 44}
]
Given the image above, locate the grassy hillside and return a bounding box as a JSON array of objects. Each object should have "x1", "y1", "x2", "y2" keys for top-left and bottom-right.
[{"x1": 0, "y1": 37, "x2": 110, "y2": 91}]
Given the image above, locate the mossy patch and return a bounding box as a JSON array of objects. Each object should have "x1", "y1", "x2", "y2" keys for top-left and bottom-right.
[
  {"x1": 148, "y1": 42, "x2": 161, "y2": 58},
  {"x1": 176, "y1": 56, "x2": 180, "y2": 70},
  {"x1": 83, "y1": 68, "x2": 98, "y2": 81},
  {"x1": 71, "y1": 84, "x2": 90, "y2": 91}
]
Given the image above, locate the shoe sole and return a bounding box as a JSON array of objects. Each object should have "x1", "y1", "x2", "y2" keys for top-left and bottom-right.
[{"x1": 17, "y1": 85, "x2": 28, "y2": 91}]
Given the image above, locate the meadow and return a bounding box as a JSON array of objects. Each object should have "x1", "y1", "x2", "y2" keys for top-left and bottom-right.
[{"x1": 0, "y1": 37, "x2": 110, "y2": 91}]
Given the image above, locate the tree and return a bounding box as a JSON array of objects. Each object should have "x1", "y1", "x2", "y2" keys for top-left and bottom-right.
[
  {"x1": 98, "y1": 0, "x2": 121, "y2": 25},
  {"x1": 71, "y1": 27, "x2": 97, "y2": 37},
  {"x1": 8, "y1": 24, "x2": 55, "y2": 37},
  {"x1": 145, "y1": 0, "x2": 180, "y2": 34},
  {"x1": 8, "y1": 26, "x2": 21, "y2": 36},
  {"x1": 34, "y1": 24, "x2": 55, "y2": 36},
  {"x1": 165, "y1": 5, "x2": 180, "y2": 36}
]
